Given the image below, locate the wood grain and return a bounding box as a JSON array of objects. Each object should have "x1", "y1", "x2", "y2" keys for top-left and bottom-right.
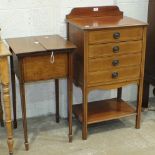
[
  {"x1": 66, "y1": 6, "x2": 123, "y2": 19},
  {"x1": 88, "y1": 53, "x2": 141, "y2": 72},
  {"x1": 88, "y1": 66, "x2": 140, "y2": 85},
  {"x1": 73, "y1": 98, "x2": 136, "y2": 124},
  {"x1": 23, "y1": 53, "x2": 68, "y2": 82},
  {"x1": 0, "y1": 43, "x2": 13, "y2": 154},
  {"x1": 88, "y1": 27, "x2": 143, "y2": 44},
  {"x1": 89, "y1": 40, "x2": 142, "y2": 58}
]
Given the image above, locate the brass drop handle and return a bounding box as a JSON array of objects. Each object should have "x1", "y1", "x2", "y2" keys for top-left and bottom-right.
[
  {"x1": 112, "y1": 72, "x2": 119, "y2": 79},
  {"x1": 50, "y1": 51, "x2": 55, "y2": 64},
  {"x1": 113, "y1": 32, "x2": 120, "y2": 39},
  {"x1": 112, "y1": 60, "x2": 119, "y2": 66},
  {"x1": 113, "y1": 46, "x2": 119, "y2": 53}
]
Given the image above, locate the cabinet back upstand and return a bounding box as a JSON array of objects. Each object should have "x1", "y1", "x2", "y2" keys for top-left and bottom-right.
[{"x1": 66, "y1": 6, "x2": 147, "y2": 139}]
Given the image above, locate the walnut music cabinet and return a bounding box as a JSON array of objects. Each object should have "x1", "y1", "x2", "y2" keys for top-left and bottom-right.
[
  {"x1": 142, "y1": 0, "x2": 155, "y2": 108},
  {"x1": 66, "y1": 6, "x2": 147, "y2": 140},
  {"x1": 6, "y1": 35, "x2": 76, "y2": 150},
  {"x1": 0, "y1": 40, "x2": 14, "y2": 155}
]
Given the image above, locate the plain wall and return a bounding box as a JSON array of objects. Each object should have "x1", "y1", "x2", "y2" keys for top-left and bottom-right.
[{"x1": 0, "y1": 0, "x2": 149, "y2": 119}]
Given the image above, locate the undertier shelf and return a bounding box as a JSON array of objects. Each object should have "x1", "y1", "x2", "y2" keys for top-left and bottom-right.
[{"x1": 73, "y1": 98, "x2": 136, "y2": 124}]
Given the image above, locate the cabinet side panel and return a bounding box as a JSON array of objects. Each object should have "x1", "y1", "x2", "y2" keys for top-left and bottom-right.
[{"x1": 68, "y1": 24, "x2": 84, "y2": 87}]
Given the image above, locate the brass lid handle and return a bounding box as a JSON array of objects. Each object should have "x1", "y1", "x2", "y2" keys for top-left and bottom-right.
[{"x1": 50, "y1": 51, "x2": 55, "y2": 64}]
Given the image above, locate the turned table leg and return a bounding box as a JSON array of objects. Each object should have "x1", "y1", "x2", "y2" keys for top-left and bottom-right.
[{"x1": 0, "y1": 56, "x2": 14, "y2": 155}]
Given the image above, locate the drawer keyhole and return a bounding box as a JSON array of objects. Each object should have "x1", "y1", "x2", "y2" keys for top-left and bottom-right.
[
  {"x1": 112, "y1": 72, "x2": 119, "y2": 79},
  {"x1": 113, "y1": 32, "x2": 120, "y2": 39}
]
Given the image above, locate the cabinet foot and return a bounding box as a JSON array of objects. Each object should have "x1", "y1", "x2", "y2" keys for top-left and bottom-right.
[{"x1": 82, "y1": 133, "x2": 87, "y2": 140}]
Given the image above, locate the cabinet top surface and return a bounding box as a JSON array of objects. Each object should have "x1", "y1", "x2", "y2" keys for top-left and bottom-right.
[
  {"x1": 66, "y1": 6, "x2": 147, "y2": 30},
  {"x1": 6, "y1": 35, "x2": 76, "y2": 56},
  {"x1": 67, "y1": 16, "x2": 147, "y2": 30}
]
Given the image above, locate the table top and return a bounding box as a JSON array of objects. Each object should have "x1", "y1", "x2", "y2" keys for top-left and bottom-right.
[
  {"x1": 6, "y1": 35, "x2": 76, "y2": 56},
  {"x1": 0, "y1": 41, "x2": 11, "y2": 57}
]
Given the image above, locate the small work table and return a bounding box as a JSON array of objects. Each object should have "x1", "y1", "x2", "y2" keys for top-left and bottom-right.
[
  {"x1": 6, "y1": 35, "x2": 76, "y2": 151},
  {"x1": 0, "y1": 41, "x2": 13, "y2": 155}
]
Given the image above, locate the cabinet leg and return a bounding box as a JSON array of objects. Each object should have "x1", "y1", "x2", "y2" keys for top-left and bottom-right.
[
  {"x1": 19, "y1": 82, "x2": 29, "y2": 151},
  {"x1": 10, "y1": 56, "x2": 17, "y2": 129},
  {"x1": 142, "y1": 81, "x2": 149, "y2": 108},
  {"x1": 117, "y1": 87, "x2": 122, "y2": 100},
  {"x1": 136, "y1": 82, "x2": 143, "y2": 129},
  {"x1": 82, "y1": 89, "x2": 88, "y2": 140}
]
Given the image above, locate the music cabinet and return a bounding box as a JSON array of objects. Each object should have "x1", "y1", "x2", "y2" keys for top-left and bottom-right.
[{"x1": 66, "y1": 6, "x2": 147, "y2": 139}]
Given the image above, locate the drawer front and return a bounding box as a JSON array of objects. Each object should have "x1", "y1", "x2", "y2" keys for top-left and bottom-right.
[
  {"x1": 88, "y1": 66, "x2": 140, "y2": 85},
  {"x1": 23, "y1": 53, "x2": 68, "y2": 82},
  {"x1": 89, "y1": 40, "x2": 142, "y2": 58},
  {"x1": 88, "y1": 27, "x2": 143, "y2": 44},
  {"x1": 88, "y1": 53, "x2": 142, "y2": 72}
]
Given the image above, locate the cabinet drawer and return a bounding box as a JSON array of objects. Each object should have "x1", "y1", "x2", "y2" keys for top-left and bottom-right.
[
  {"x1": 88, "y1": 66, "x2": 140, "y2": 85},
  {"x1": 89, "y1": 40, "x2": 142, "y2": 58},
  {"x1": 88, "y1": 27, "x2": 143, "y2": 44},
  {"x1": 23, "y1": 53, "x2": 68, "y2": 82},
  {"x1": 88, "y1": 53, "x2": 141, "y2": 72}
]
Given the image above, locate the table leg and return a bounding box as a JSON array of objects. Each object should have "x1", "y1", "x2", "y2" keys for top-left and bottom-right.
[
  {"x1": 117, "y1": 87, "x2": 122, "y2": 100},
  {"x1": 10, "y1": 56, "x2": 17, "y2": 129},
  {"x1": 68, "y1": 53, "x2": 73, "y2": 142},
  {"x1": 55, "y1": 79, "x2": 59, "y2": 123},
  {"x1": 0, "y1": 56, "x2": 14, "y2": 155},
  {"x1": 19, "y1": 81, "x2": 29, "y2": 150},
  {"x1": 0, "y1": 90, "x2": 4, "y2": 127}
]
